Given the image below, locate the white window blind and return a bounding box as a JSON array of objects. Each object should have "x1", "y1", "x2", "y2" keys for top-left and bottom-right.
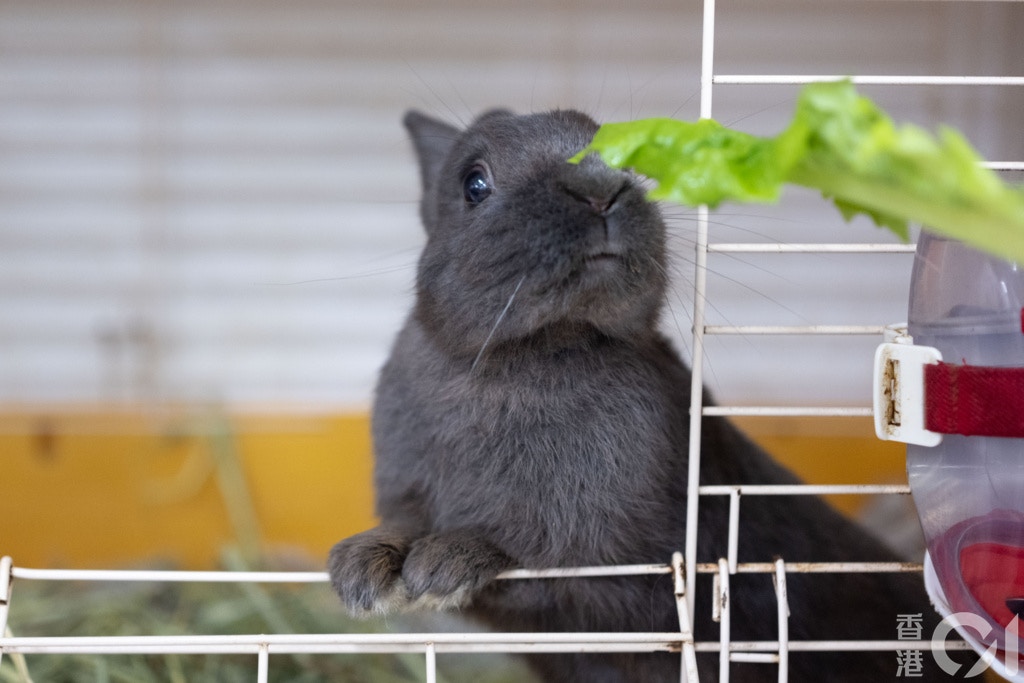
[{"x1": 1, "y1": 0, "x2": 1021, "y2": 409}]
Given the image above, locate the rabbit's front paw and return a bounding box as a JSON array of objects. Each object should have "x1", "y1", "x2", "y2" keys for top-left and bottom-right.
[
  {"x1": 328, "y1": 527, "x2": 412, "y2": 615},
  {"x1": 402, "y1": 530, "x2": 513, "y2": 610}
]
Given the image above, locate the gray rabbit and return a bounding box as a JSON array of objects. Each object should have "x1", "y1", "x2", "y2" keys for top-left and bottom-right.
[{"x1": 328, "y1": 109, "x2": 970, "y2": 681}]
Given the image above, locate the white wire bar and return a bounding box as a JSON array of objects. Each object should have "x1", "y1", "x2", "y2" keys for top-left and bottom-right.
[
  {"x1": 701, "y1": 405, "x2": 874, "y2": 417},
  {"x1": 9, "y1": 566, "x2": 330, "y2": 583},
  {"x1": 699, "y1": 483, "x2": 910, "y2": 497},
  {"x1": 698, "y1": 562, "x2": 923, "y2": 574},
  {"x1": 774, "y1": 559, "x2": 790, "y2": 683},
  {"x1": 257, "y1": 644, "x2": 269, "y2": 683},
  {"x1": 4, "y1": 563, "x2": 674, "y2": 586},
  {"x1": 0, "y1": 556, "x2": 11, "y2": 666},
  {"x1": 727, "y1": 491, "x2": 741, "y2": 574},
  {"x1": 716, "y1": 559, "x2": 732, "y2": 681},
  {"x1": 0, "y1": 632, "x2": 975, "y2": 656},
  {"x1": 0, "y1": 557, "x2": 923, "y2": 584},
  {"x1": 708, "y1": 640, "x2": 976, "y2": 654},
  {"x1": 497, "y1": 563, "x2": 672, "y2": 579},
  {"x1": 987, "y1": 161, "x2": 1024, "y2": 171},
  {"x1": 425, "y1": 642, "x2": 437, "y2": 683},
  {"x1": 704, "y1": 324, "x2": 886, "y2": 335},
  {"x1": 713, "y1": 74, "x2": 1024, "y2": 86},
  {"x1": 671, "y1": 551, "x2": 701, "y2": 683},
  {"x1": 684, "y1": 0, "x2": 718, "y2": 628},
  {"x1": 708, "y1": 243, "x2": 915, "y2": 253},
  {"x1": 0, "y1": 631, "x2": 689, "y2": 656}
]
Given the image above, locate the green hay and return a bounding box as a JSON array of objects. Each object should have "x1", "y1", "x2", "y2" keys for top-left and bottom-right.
[
  {"x1": 0, "y1": 559, "x2": 538, "y2": 683},
  {"x1": 1, "y1": 410, "x2": 537, "y2": 682}
]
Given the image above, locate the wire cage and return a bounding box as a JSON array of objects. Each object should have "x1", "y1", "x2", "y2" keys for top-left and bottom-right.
[{"x1": 2, "y1": 0, "x2": 1023, "y2": 681}]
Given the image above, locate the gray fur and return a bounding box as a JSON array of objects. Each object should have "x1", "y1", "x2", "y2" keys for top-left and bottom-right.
[{"x1": 329, "y1": 109, "x2": 969, "y2": 681}]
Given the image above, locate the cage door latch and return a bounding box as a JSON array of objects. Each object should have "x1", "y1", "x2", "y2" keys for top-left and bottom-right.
[
  {"x1": 875, "y1": 327, "x2": 1024, "y2": 445},
  {"x1": 873, "y1": 334, "x2": 943, "y2": 447}
]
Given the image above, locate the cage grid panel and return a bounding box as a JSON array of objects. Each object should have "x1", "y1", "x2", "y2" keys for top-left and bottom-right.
[
  {"x1": 684, "y1": 1, "x2": 1022, "y2": 679},
  {"x1": 2, "y1": 0, "x2": 1022, "y2": 681},
  {"x1": 0, "y1": 557, "x2": 978, "y2": 679}
]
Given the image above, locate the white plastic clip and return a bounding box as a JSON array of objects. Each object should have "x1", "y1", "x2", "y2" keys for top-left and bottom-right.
[{"x1": 873, "y1": 331, "x2": 943, "y2": 447}]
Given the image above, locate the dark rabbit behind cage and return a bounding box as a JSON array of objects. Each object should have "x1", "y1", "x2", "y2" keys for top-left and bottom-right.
[{"x1": 327, "y1": 108, "x2": 974, "y2": 682}]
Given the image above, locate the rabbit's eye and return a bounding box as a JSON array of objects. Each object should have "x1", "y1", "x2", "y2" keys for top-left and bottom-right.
[{"x1": 463, "y1": 167, "x2": 492, "y2": 205}]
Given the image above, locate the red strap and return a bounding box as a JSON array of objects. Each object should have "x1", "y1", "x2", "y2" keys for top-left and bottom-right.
[{"x1": 925, "y1": 362, "x2": 1024, "y2": 437}]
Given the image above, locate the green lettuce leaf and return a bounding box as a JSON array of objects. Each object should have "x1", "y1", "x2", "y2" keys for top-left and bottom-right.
[{"x1": 571, "y1": 80, "x2": 1024, "y2": 263}]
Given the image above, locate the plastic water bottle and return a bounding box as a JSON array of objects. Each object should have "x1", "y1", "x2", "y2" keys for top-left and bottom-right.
[{"x1": 906, "y1": 230, "x2": 1024, "y2": 673}]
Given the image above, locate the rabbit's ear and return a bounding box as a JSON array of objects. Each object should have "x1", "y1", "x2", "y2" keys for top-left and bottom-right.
[{"x1": 403, "y1": 110, "x2": 460, "y2": 192}]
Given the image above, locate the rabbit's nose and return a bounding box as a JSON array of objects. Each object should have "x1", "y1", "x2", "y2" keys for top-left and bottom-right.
[
  {"x1": 582, "y1": 194, "x2": 613, "y2": 215},
  {"x1": 564, "y1": 183, "x2": 627, "y2": 217}
]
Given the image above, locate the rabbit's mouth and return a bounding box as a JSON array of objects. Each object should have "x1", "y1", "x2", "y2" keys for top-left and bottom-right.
[
  {"x1": 583, "y1": 237, "x2": 624, "y2": 264},
  {"x1": 581, "y1": 251, "x2": 623, "y2": 278}
]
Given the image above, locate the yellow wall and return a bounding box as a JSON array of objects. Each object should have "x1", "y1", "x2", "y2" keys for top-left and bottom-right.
[
  {"x1": 0, "y1": 408, "x2": 905, "y2": 570},
  {"x1": 733, "y1": 416, "x2": 909, "y2": 505},
  {"x1": 0, "y1": 407, "x2": 376, "y2": 569}
]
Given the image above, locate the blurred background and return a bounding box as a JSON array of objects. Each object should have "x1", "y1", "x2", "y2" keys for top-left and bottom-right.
[{"x1": 1, "y1": 0, "x2": 1022, "y2": 570}]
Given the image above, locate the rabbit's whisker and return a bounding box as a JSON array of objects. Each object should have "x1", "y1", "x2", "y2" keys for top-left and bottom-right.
[{"x1": 471, "y1": 275, "x2": 527, "y2": 372}]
